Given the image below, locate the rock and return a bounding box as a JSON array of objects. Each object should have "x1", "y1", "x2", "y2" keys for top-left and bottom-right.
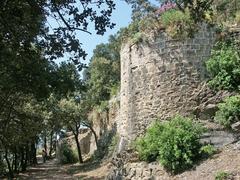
[
  {"x1": 200, "y1": 130, "x2": 236, "y2": 148},
  {"x1": 199, "y1": 104, "x2": 218, "y2": 120},
  {"x1": 233, "y1": 141, "x2": 240, "y2": 150},
  {"x1": 231, "y1": 121, "x2": 240, "y2": 132}
]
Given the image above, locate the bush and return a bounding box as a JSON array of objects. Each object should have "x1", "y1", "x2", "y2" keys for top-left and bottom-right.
[
  {"x1": 136, "y1": 116, "x2": 205, "y2": 173},
  {"x1": 97, "y1": 101, "x2": 109, "y2": 113},
  {"x1": 200, "y1": 144, "x2": 217, "y2": 157},
  {"x1": 58, "y1": 142, "x2": 78, "y2": 164},
  {"x1": 110, "y1": 83, "x2": 120, "y2": 97},
  {"x1": 206, "y1": 42, "x2": 240, "y2": 91},
  {"x1": 215, "y1": 171, "x2": 231, "y2": 180},
  {"x1": 136, "y1": 121, "x2": 164, "y2": 162},
  {"x1": 160, "y1": 9, "x2": 196, "y2": 38},
  {"x1": 215, "y1": 95, "x2": 240, "y2": 128}
]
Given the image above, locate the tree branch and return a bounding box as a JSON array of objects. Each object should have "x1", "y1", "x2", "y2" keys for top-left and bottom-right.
[{"x1": 53, "y1": 3, "x2": 92, "y2": 35}]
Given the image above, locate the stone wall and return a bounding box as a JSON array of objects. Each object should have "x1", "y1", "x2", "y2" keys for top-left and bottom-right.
[
  {"x1": 87, "y1": 94, "x2": 120, "y2": 156},
  {"x1": 118, "y1": 24, "x2": 216, "y2": 141}
]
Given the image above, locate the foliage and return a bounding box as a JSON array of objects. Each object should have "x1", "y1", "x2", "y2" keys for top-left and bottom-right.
[
  {"x1": 161, "y1": 9, "x2": 195, "y2": 38},
  {"x1": 119, "y1": 21, "x2": 142, "y2": 43},
  {"x1": 125, "y1": 0, "x2": 240, "y2": 41},
  {"x1": 214, "y1": 95, "x2": 240, "y2": 128},
  {"x1": 200, "y1": 144, "x2": 217, "y2": 157},
  {"x1": 136, "y1": 116, "x2": 205, "y2": 173},
  {"x1": 97, "y1": 101, "x2": 109, "y2": 113},
  {"x1": 126, "y1": 0, "x2": 214, "y2": 23},
  {"x1": 84, "y1": 33, "x2": 121, "y2": 106},
  {"x1": 156, "y1": 2, "x2": 177, "y2": 14},
  {"x1": 51, "y1": 62, "x2": 82, "y2": 97},
  {"x1": 86, "y1": 57, "x2": 119, "y2": 105},
  {"x1": 122, "y1": 1, "x2": 205, "y2": 41},
  {"x1": 135, "y1": 121, "x2": 163, "y2": 162},
  {"x1": 58, "y1": 142, "x2": 78, "y2": 164},
  {"x1": 0, "y1": 0, "x2": 116, "y2": 177},
  {"x1": 125, "y1": 0, "x2": 156, "y2": 20},
  {"x1": 212, "y1": 0, "x2": 240, "y2": 28},
  {"x1": 110, "y1": 83, "x2": 120, "y2": 97},
  {"x1": 206, "y1": 42, "x2": 240, "y2": 91},
  {"x1": 215, "y1": 171, "x2": 232, "y2": 180},
  {"x1": 0, "y1": 0, "x2": 116, "y2": 66}
]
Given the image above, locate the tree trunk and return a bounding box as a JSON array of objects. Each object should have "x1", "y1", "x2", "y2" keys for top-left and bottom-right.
[
  {"x1": 13, "y1": 151, "x2": 18, "y2": 172},
  {"x1": 44, "y1": 135, "x2": 47, "y2": 155},
  {"x1": 49, "y1": 130, "x2": 54, "y2": 157},
  {"x1": 20, "y1": 147, "x2": 26, "y2": 172},
  {"x1": 30, "y1": 141, "x2": 37, "y2": 165},
  {"x1": 25, "y1": 144, "x2": 29, "y2": 167},
  {"x1": 5, "y1": 149, "x2": 14, "y2": 179},
  {"x1": 88, "y1": 125, "x2": 98, "y2": 149},
  {"x1": 74, "y1": 133, "x2": 83, "y2": 163}
]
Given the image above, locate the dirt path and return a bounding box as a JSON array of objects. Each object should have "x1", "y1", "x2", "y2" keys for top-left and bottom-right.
[
  {"x1": 16, "y1": 158, "x2": 108, "y2": 180},
  {"x1": 16, "y1": 159, "x2": 76, "y2": 180}
]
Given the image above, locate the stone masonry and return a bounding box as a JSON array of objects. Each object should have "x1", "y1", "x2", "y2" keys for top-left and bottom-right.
[{"x1": 118, "y1": 24, "x2": 216, "y2": 141}]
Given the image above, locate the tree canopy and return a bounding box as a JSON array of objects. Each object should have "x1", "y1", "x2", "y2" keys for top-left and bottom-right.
[{"x1": 1, "y1": 0, "x2": 116, "y2": 66}]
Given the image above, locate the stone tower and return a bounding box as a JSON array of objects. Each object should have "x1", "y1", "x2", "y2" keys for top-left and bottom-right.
[{"x1": 118, "y1": 24, "x2": 215, "y2": 142}]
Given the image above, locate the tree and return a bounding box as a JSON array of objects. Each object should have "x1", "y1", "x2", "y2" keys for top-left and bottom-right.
[
  {"x1": 0, "y1": 0, "x2": 116, "y2": 66},
  {"x1": 0, "y1": 1, "x2": 117, "y2": 176},
  {"x1": 125, "y1": 0, "x2": 156, "y2": 20},
  {"x1": 84, "y1": 34, "x2": 121, "y2": 105},
  {"x1": 0, "y1": 95, "x2": 45, "y2": 176},
  {"x1": 50, "y1": 62, "x2": 83, "y2": 97},
  {"x1": 58, "y1": 97, "x2": 85, "y2": 163}
]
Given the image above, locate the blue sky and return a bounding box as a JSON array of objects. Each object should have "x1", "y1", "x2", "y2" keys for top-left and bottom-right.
[
  {"x1": 78, "y1": 0, "x2": 160, "y2": 64},
  {"x1": 52, "y1": 0, "x2": 161, "y2": 65},
  {"x1": 75, "y1": 0, "x2": 132, "y2": 65}
]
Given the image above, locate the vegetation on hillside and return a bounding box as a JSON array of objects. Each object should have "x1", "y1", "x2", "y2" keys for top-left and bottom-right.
[
  {"x1": 123, "y1": 0, "x2": 240, "y2": 41},
  {"x1": 135, "y1": 116, "x2": 209, "y2": 173},
  {"x1": 206, "y1": 41, "x2": 240, "y2": 91},
  {"x1": 214, "y1": 95, "x2": 240, "y2": 128}
]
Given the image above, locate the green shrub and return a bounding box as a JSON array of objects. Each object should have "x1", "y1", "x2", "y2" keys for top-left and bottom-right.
[
  {"x1": 97, "y1": 101, "x2": 109, "y2": 113},
  {"x1": 136, "y1": 121, "x2": 164, "y2": 162},
  {"x1": 206, "y1": 42, "x2": 240, "y2": 91},
  {"x1": 160, "y1": 9, "x2": 195, "y2": 38},
  {"x1": 215, "y1": 171, "x2": 231, "y2": 180},
  {"x1": 120, "y1": 21, "x2": 141, "y2": 43},
  {"x1": 136, "y1": 116, "x2": 205, "y2": 173},
  {"x1": 215, "y1": 95, "x2": 240, "y2": 128},
  {"x1": 200, "y1": 144, "x2": 217, "y2": 157},
  {"x1": 59, "y1": 142, "x2": 78, "y2": 164},
  {"x1": 110, "y1": 83, "x2": 120, "y2": 97}
]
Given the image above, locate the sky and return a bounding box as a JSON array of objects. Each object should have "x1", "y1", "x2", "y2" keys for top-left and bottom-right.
[
  {"x1": 74, "y1": 0, "x2": 132, "y2": 65},
  {"x1": 76, "y1": 0, "x2": 160, "y2": 64},
  {"x1": 51, "y1": 0, "x2": 160, "y2": 65}
]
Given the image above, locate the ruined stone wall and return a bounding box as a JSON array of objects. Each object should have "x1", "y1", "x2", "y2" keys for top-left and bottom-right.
[{"x1": 118, "y1": 24, "x2": 215, "y2": 141}]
